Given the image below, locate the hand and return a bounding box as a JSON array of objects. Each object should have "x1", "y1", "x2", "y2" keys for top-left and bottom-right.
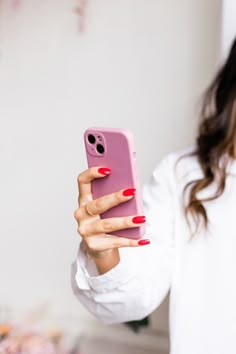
[{"x1": 74, "y1": 166, "x2": 150, "y2": 260}]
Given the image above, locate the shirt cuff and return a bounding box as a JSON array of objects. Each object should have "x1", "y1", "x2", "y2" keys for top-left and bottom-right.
[{"x1": 75, "y1": 242, "x2": 137, "y2": 293}]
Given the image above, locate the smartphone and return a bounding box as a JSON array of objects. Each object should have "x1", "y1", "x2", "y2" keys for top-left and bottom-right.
[{"x1": 84, "y1": 127, "x2": 145, "y2": 239}]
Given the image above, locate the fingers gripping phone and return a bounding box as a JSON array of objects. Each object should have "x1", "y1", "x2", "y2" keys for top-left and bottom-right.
[{"x1": 84, "y1": 127, "x2": 145, "y2": 239}]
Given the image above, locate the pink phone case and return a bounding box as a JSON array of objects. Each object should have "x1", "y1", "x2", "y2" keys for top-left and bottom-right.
[{"x1": 84, "y1": 127, "x2": 145, "y2": 239}]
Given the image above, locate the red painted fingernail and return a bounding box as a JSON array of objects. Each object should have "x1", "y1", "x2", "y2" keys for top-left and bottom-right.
[
  {"x1": 132, "y1": 216, "x2": 146, "y2": 224},
  {"x1": 138, "y1": 239, "x2": 150, "y2": 246},
  {"x1": 98, "y1": 167, "x2": 111, "y2": 176},
  {"x1": 122, "y1": 188, "x2": 136, "y2": 197}
]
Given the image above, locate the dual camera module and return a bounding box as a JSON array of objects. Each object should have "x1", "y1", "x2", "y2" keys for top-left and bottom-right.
[{"x1": 88, "y1": 134, "x2": 105, "y2": 154}]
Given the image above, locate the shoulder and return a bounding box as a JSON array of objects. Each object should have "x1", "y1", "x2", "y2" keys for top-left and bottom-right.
[
  {"x1": 154, "y1": 146, "x2": 198, "y2": 173},
  {"x1": 152, "y1": 146, "x2": 203, "y2": 188}
]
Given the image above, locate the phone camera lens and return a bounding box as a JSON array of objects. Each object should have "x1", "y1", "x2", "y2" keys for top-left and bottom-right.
[
  {"x1": 88, "y1": 134, "x2": 96, "y2": 144},
  {"x1": 96, "y1": 144, "x2": 104, "y2": 154}
]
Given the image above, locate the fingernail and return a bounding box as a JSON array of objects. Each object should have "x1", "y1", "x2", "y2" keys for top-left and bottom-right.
[
  {"x1": 138, "y1": 239, "x2": 150, "y2": 246},
  {"x1": 132, "y1": 216, "x2": 146, "y2": 224},
  {"x1": 98, "y1": 167, "x2": 111, "y2": 176},
  {"x1": 122, "y1": 188, "x2": 136, "y2": 197}
]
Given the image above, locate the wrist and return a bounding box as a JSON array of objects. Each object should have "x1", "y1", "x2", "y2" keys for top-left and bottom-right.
[
  {"x1": 87, "y1": 248, "x2": 113, "y2": 260},
  {"x1": 89, "y1": 248, "x2": 120, "y2": 275}
]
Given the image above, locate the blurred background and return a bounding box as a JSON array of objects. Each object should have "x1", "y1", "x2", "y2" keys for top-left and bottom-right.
[{"x1": 0, "y1": 0, "x2": 235, "y2": 353}]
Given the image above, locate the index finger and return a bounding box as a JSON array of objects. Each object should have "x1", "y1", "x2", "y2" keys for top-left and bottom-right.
[{"x1": 77, "y1": 167, "x2": 111, "y2": 206}]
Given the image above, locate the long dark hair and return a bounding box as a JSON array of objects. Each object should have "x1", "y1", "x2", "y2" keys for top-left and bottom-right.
[{"x1": 185, "y1": 37, "x2": 236, "y2": 235}]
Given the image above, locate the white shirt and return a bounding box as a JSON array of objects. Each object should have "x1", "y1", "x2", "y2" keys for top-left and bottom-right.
[{"x1": 71, "y1": 148, "x2": 236, "y2": 354}]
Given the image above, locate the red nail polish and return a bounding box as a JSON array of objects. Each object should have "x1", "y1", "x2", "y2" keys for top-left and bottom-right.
[
  {"x1": 138, "y1": 239, "x2": 150, "y2": 246},
  {"x1": 132, "y1": 216, "x2": 146, "y2": 224},
  {"x1": 122, "y1": 188, "x2": 136, "y2": 197},
  {"x1": 98, "y1": 167, "x2": 111, "y2": 176}
]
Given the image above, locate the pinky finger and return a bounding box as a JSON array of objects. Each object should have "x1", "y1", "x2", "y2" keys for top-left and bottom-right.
[
  {"x1": 111, "y1": 236, "x2": 151, "y2": 248},
  {"x1": 86, "y1": 235, "x2": 150, "y2": 252}
]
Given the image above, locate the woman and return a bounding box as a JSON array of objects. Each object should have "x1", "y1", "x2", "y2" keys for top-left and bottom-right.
[{"x1": 72, "y1": 37, "x2": 236, "y2": 354}]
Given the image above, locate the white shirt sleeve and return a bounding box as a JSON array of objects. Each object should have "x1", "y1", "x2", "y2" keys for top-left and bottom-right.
[{"x1": 71, "y1": 154, "x2": 176, "y2": 324}]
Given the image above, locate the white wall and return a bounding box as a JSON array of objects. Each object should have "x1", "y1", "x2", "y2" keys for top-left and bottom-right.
[
  {"x1": 0, "y1": 0, "x2": 221, "y2": 333},
  {"x1": 221, "y1": 0, "x2": 236, "y2": 58}
]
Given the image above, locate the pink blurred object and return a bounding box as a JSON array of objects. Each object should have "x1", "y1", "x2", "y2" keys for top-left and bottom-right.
[
  {"x1": 74, "y1": 0, "x2": 88, "y2": 33},
  {"x1": 0, "y1": 324, "x2": 69, "y2": 354},
  {"x1": 11, "y1": 0, "x2": 22, "y2": 10}
]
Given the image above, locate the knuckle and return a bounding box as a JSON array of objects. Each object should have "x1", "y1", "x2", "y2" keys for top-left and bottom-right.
[
  {"x1": 94, "y1": 198, "x2": 103, "y2": 211},
  {"x1": 114, "y1": 192, "x2": 123, "y2": 204},
  {"x1": 85, "y1": 238, "x2": 96, "y2": 251},
  {"x1": 123, "y1": 217, "x2": 131, "y2": 228},
  {"x1": 102, "y1": 219, "x2": 113, "y2": 233},
  {"x1": 77, "y1": 224, "x2": 88, "y2": 237},
  {"x1": 112, "y1": 239, "x2": 124, "y2": 248},
  {"x1": 77, "y1": 173, "x2": 84, "y2": 184},
  {"x1": 74, "y1": 208, "x2": 83, "y2": 221},
  {"x1": 77, "y1": 225, "x2": 83, "y2": 236},
  {"x1": 115, "y1": 238, "x2": 131, "y2": 248}
]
